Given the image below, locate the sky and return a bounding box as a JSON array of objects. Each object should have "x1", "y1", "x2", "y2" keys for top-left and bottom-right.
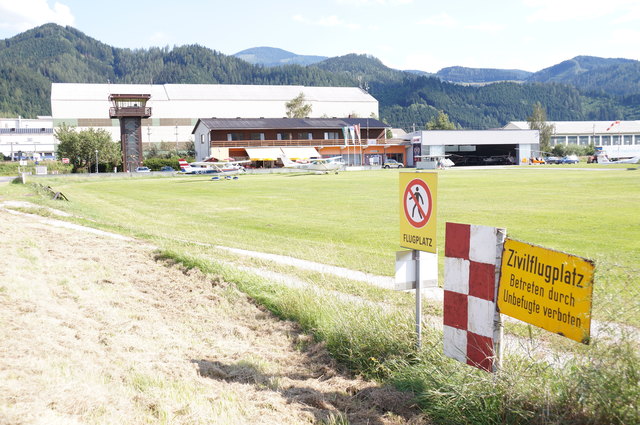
[{"x1": 0, "y1": 0, "x2": 639, "y2": 73}]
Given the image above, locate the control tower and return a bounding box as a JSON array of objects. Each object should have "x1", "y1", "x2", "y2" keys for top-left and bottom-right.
[{"x1": 108, "y1": 94, "x2": 152, "y2": 172}]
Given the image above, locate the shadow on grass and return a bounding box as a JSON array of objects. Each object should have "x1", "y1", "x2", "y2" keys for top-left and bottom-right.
[{"x1": 191, "y1": 358, "x2": 423, "y2": 425}]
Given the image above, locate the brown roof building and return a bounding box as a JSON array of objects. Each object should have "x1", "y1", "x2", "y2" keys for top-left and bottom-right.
[{"x1": 192, "y1": 117, "x2": 407, "y2": 166}]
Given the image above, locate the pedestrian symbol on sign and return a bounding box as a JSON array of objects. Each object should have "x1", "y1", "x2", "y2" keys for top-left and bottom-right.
[
  {"x1": 403, "y1": 179, "x2": 432, "y2": 228},
  {"x1": 411, "y1": 187, "x2": 424, "y2": 220}
]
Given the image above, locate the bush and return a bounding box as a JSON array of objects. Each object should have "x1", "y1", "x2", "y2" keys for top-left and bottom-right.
[
  {"x1": 551, "y1": 144, "x2": 596, "y2": 157},
  {"x1": 0, "y1": 160, "x2": 73, "y2": 176},
  {"x1": 142, "y1": 157, "x2": 183, "y2": 171}
]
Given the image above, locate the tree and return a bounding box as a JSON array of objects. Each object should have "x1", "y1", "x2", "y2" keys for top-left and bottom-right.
[
  {"x1": 426, "y1": 110, "x2": 456, "y2": 130},
  {"x1": 527, "y1": 102, "x2": 555, "y2": 154},
  {"x1": 285, "y1": 92, "x2": 312, "y2": 118},
  {"x1": 55, "y1": 124, "x2": 121, "y2": 172}
]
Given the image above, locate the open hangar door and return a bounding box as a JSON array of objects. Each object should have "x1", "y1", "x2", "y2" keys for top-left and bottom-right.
[{"x1": 446, "y1": 144, "x2": 518, "y2": 166}]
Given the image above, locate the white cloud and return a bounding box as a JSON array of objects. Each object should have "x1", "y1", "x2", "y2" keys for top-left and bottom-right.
[
  {"x1": 613, "y1": 3, "x2": 640, "y2": 23},
  {"x1": 148, "y1": 31, "x2": 171, "y2": 46},
  {"x1": 524, "y1": 0, "x2": 638, "y2": 22},
  {"x1": 0, "y1": 0, "x2": 74, "y2": 32},
  {"x1": 418, "y1": 13, "x2": 458, "y2": 28},
  {"x1": 292, "y1": 14, "x2": 361, "y2": 30},
  {"x1": 335, "y1": 0, "x2": 413, "y2": 5},
  {"x1": 391, "y1": 52, "x2": 450, "y2": 73},
  {"x1": 606, "y1": 29, "x2": 640, "y2": 59},
  {"x1": 465, "y1": 22, "x2": 505, "y2": 33}
]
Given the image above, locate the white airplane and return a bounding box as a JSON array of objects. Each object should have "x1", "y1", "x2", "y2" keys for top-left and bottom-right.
[
  {"x1": 279, "y1": 154, "x2": 343, "y2": 174},
  {"x1": 596, "y1": 154, "x2": 640, "y2": 165},
  {"x1": 178, "y1": 158, "x2": 250, "y2": 175},
  {"x1": 415, "y1": 155, "x2": 455, "y2": 169}
]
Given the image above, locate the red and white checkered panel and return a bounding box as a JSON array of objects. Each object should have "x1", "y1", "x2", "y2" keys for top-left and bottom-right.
[{"x1": 443, "y1": 222, "x2": 503, "y2": 372}]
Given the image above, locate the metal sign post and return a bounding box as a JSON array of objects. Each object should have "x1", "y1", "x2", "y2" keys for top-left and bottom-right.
[
  {"x1": 399, "y1": 172, "x2": 438, "y2": 350},
  {"x1": 414, "y1": 249, "x2": 422, "y2": 349}
]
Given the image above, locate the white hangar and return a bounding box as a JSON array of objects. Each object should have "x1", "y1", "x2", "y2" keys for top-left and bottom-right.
[
  {"x1": 407, "y1": 129, "x2": 540, "y2": 166},
  {"x1": 51, "y1": 83, "x2": 379, "y2": 146}
]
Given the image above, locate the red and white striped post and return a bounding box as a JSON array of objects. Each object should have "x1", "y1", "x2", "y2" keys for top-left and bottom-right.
[{"x1": 443, "y1": 222, "x2": 506, "y2": 373}]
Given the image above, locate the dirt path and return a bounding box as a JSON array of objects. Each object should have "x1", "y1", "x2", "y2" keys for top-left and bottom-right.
[{"x1": 0, "y1": 206, "x2": 427, "y2": 425}]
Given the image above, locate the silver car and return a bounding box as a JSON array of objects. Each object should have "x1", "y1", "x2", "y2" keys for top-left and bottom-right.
[{"x1": 383, "y1": 159, "x2": 403, "y2": 169}]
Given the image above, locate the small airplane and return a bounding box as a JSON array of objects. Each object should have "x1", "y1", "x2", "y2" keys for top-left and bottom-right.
[
  {"x1": 595, "y1": 154, "x2": 640, "y2": 165},
  {"x1": 415, "y1": 155, "x2": 455, "y2": 169},
  {"x1": 279, "y1": 154, "x2": 343, "y2": 174},
  {"x1": 178, "y1": 158, "x2": 250, "y2": 175}
]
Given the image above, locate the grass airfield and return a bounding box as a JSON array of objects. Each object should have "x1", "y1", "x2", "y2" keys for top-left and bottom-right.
[
  {"x1": 3, "y1": 165, "x2": 639, "y2": 424},
  {"x1": 16, "y1": 166, "x2": 639, "y2": 321}
]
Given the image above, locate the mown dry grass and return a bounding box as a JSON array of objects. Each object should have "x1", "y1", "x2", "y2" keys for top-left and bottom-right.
[{"x1": 0, "y1": 206, "x2": 427, "y2": 425}]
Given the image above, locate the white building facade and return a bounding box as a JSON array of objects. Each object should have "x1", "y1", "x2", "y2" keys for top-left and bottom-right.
[
  {"x1": 505, "y1": 120, "x2": 640, "y2": 159},
  {"x1": 51, "y1": 83, "x2": 379, "y2": 149},
  {"x1": 0, "y1": 116, "x2": 55, "y2": 160}
]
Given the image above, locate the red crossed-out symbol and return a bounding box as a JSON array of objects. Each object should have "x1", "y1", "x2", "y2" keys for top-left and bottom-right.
[{"x1": 403, "y1": 178, "x2": 432, "y2": 228}]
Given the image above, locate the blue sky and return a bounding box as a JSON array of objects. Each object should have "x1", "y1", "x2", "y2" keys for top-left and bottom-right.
[{"x1": 1, "y1": 0, "x2": 639, "y2": 73}]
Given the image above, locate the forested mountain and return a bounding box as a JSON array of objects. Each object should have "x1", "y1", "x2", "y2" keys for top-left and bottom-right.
[
  {"x1": 436, "y1": 66, "x2": 532, "y2": 83},
  {"x1": 527, "y1": 56, "x2": 640, "y2": 96},
  {"x1": 1, "y1": 24, "x2": 639, "y2": 130},
  {"x1": 234, "y1": 47, "x2": 327, "y2": 67}
]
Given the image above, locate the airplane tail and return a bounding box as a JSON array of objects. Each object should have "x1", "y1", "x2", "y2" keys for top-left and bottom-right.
[
  {"x1": 596, "y1": 154, "x2": 610, "y2": 164},
  {"x1": 178, "y1": 159, "x2": 191, "y2": 172},
  {"x1": 279, "y1": 153, "x2": 296, "y2": 167}
]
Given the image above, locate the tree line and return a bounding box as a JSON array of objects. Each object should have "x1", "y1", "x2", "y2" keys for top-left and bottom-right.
[{"x1": 2, "y1": 24, "x2": 640, "y2": 131}]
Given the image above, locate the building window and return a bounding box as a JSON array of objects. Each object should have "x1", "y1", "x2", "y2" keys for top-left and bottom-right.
[
  {"x1": 227, "y1": 132, "x2": 243, "y2": 141},
  {"x1": 612, "y1": 135, "x2": 621, "y2": 145},
  {"x1": 567, "y1": 136, "x2": 577, "y2": 145},
  {"x1": 579, "y1": 136, "x2": 589, "y2": 145},
  {"x1": 635, "y1": 135, "x2": 640, "y2": 145},
  {"x1": 277, "y1": 132, "x2": 292, "y2": 141},
  {"x1": 324, "y1": 132, "x2": 340, "y2": 140},
  {"x1": 200, "y1": 134, "x2": 205, "y2": 144},
  {"x1": 591, "y1": 136, "x2": 600, "y2": 146},
  {"x1": 250, "y1": 132, "x2": 265, "y2": 141},
  {"x1": 297, "y1": 132, "x2": 312, "y2": 140},
  {"x1": 624, "y1": 135, "x2": 633, "y2": 145},
  {"x1": 551, "y1": 136, "x2": 564, "y2": 145},
  {"x1": 602, "y1": 136, "x2": 611, "y2": 145}
]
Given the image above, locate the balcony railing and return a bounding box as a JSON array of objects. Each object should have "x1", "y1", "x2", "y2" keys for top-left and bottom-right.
[
  {"x1": 210, "y1": 138, "x2": 390, "y2": 148},
  {"x1": 109, "y1": 107, "x2": 152, "y2": 118}
]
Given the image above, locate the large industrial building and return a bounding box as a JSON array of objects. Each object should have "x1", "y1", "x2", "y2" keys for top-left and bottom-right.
[
  {"x1": 505, "y1": 121, "x2": 640, "y2": 159},
  {"x1": 51, "y1": 83, "x2": 378, "y2": 144},
  {"x1": 50, "y1": 83, "x2": 379, "y2": 170},
  {"x1": 0, "y1": 117, "x2": 54, "y2": 160}
]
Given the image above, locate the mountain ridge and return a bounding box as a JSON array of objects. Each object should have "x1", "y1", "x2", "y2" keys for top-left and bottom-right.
[
  {"x1": 1, "y1": 24, "x2": 639, "y2": 129},
  {"x1": 234, "y1": 46, "x2": 328, "y2": 67}
]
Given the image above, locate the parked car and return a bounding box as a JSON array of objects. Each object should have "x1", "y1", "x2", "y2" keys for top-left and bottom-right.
[
  {"x1": 544, "y1": 156, "x2": 561, "y2": 164},
  {"x1": 559, "y1": 155, "x2": 579, "y2": 164},
  {"x1": 135, "y1": 166, "x2": 151, "y2": 172},
  {"x1": 160, "y1": 166, "x2": 175, "y2": 172},
  {"x1": 383, "y1": 159, "x2": 403, "y2": 169}
]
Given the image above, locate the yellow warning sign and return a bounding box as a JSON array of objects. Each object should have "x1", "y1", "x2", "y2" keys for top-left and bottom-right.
[
  {"x1": 497, "y1": 238, "x2": 595, "y2": 344},
  {"x1": 399, "y1": 172, "x2": 437, "y2": 253}
]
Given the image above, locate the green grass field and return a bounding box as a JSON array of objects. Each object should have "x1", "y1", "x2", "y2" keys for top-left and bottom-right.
[
  {"x1": 3, "y1": 166, "x2": 639, "y2": 424},
  {"x1": 7, "y1": 167, "x2": 638, "y2": 323}
]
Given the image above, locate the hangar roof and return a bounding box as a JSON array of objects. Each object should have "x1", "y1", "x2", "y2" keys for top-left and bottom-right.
[
  {"x1": 51, "y1": 83, "x2": 378, "y2": 120},
  {"x1": 51, "y1": 83, "x2": 376, "y2": 102},
  {"x1": 51, "y1": 83, "x2": 378, "y2": 122}
]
